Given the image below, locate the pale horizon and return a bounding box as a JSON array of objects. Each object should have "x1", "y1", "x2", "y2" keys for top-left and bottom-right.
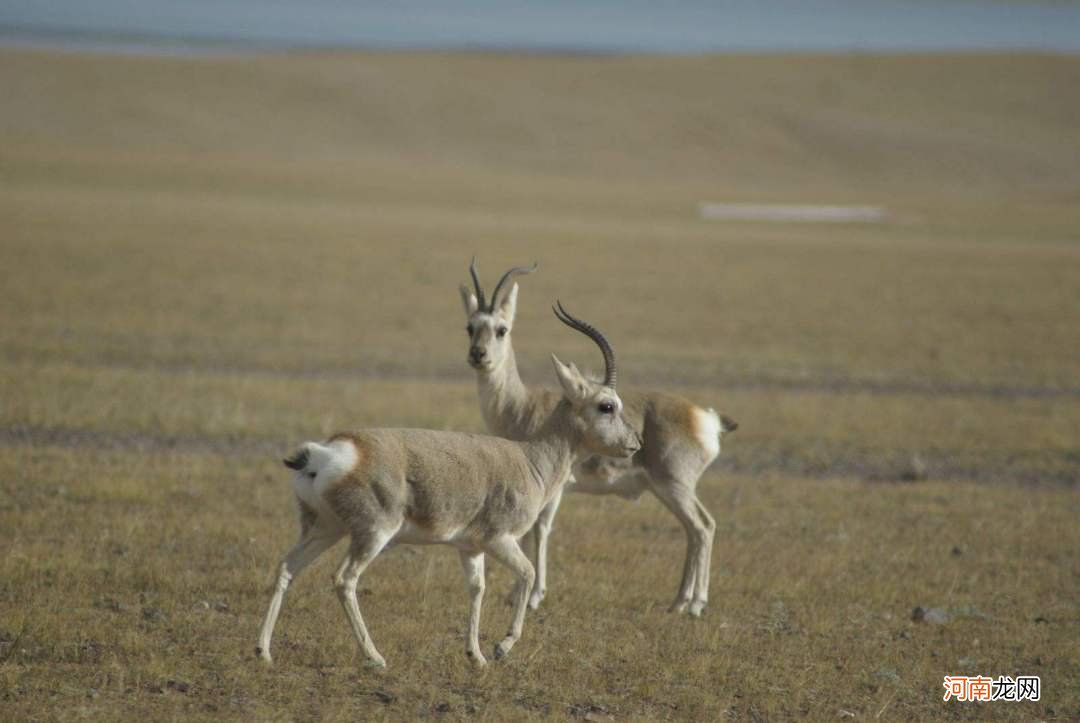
[{"x1": 3, "y1": 0, "x2": 1080, "y2": 55}]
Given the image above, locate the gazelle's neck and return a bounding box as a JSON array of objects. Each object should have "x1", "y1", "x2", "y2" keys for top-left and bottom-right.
[
  {"x1": 522, "y1": 399, "x2": 580, "y2": 497},
  {"x1": 476, "y1": 338, "x2": 532, "y2": 438}
]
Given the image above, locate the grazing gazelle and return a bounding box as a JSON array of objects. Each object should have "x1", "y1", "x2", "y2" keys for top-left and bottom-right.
[
  {"x1": 256, "y1": 304, "x2": 640, "y2": 668},
  {"x1": 461, "y1": 261, "x2": 737, "y2": 617}
]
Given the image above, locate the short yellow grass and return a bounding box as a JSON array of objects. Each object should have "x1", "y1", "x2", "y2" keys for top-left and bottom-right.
[{"x1": 1, "y1": 47, "x2": 1077, "y2": 720}]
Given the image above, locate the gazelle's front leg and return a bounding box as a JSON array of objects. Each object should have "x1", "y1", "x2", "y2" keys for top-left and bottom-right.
[
  {"x1": 484, "y1": 535, "x2": 535, "y2": 660},
  {"x1": 257, "y1": 527, "x2": 343, "y2": 663},
  {"x1": 458, "y1": 551, "x2": 487, "y2": 665},
  {"x1": 528, "y1": 485, "x2": 564, "y2": 609}
]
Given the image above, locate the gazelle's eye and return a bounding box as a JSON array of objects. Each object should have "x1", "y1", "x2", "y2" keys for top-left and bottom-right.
[
  {"x1": 598, "y1": 402, "x2": 615, "y2": 414},
  {"x1": 466, "y1": 325, "x2": 474, "y2": 336},
  {"x1": 496, "y1": 326, "x2": 508, "y2": 339},
  {"x1": 308, "y1": 472, "x2": 317, "y2": 479}
]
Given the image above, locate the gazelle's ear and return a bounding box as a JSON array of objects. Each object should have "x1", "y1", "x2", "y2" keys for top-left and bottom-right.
[
  {"x1": 459, "y1": 284, "x2": 479, "y2": 317},
  {"x1": 551, "y1": 354, "x2": 590, "y2": 403},
  {"x1": 497, "y1": 283, "x2": 519, "y2": 321}
]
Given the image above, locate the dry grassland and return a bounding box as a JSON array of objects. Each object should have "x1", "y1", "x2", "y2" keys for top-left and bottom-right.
[{"x1": 1, "y1": 48, "x2": 1078, "y2": 720}]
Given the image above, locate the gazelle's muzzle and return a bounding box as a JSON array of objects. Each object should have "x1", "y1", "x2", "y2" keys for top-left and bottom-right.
[{"x1": 468, "y1": 345, "x2": 493, "y2": 370}]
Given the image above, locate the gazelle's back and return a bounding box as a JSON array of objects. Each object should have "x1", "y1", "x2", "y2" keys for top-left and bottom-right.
[{"x1": 322, "y1": 429, "x2": 541, "y2": 543}]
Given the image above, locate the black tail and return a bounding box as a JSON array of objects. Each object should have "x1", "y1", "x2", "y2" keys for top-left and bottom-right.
[{"x1": 283, "y1": 448, "x2": 309, "y2": 470}]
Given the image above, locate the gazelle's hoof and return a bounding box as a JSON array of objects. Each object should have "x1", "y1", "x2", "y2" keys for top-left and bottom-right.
[
  {"x1": 365, "y1": 654, "x2": 387, "y2": 670},
  {"x1": 493, "y1": 639, "x2": 514, "y2": 660},
  {"x1": 528, "y1": 589, "x2": 545, "y2": 610},
  {"x1": 255, "y1": 647, "x2": 273, "y2": 665},
  {"x1": 669, "y1": 600, "x2": 691, "y2": 615},
  {"x1": 466, "y1": 649, "x2": 488, "y2": 667},
  {"x1": 688, "y1": 601, "x2": 707, "y2": 618}
]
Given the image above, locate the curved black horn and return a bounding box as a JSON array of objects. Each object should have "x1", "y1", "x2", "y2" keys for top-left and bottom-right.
[
  {"x1": 468, "y1": 257, "x2": 486, "y2": 310},
  {"x1": 552, "y1": 300, "x2": 617, "y2": 388},
  {"x1": 489, "y1": 262, "x2": 538, "y2": 311}
]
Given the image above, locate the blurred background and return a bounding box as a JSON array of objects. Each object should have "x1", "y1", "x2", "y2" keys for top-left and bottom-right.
[{"x1": 1, "y1": 2, "x2": 1077, "y2": 720}]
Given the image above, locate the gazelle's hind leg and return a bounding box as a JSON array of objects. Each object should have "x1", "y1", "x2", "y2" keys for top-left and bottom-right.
[
  {"x1": 528, "y1": 486, "x2": 563, "y2": 610},
  {"x1": 458, "y1": 551, "x2": 487, "y2": 665},
  {"x1": 484, "y1": 535, "x2": 535, "y2": 660},
  {"x1": 689, "y1": 498, "x2": 717, "y2": 616},
  {"x1": 649, "y1": 481, "x2": 714, "y2": 617},
  {"x1": 257, "y1": 524, "x2": 344, "y2": 663},
  {"x1": 334, "y1": 531, "x2": 394, "y2": 669}
]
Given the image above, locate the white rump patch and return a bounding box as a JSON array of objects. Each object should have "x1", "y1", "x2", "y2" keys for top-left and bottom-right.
[
  {"x1": 290, "y1": 439, "x2": 358, "y2": 515},
  {"x1": 315, "y1": 439, "x2": 358, "y2": 480},
  {"x1": 693, "y1": 407, "x2": 721, "y2": 461}
]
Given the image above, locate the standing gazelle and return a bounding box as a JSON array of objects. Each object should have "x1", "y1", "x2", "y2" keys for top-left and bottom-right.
[
  {"x1": 461, "y1": 261, "x2": 737, "y2": 617},
  {"x1": 257, "y1": 304, "x2": 640, "y2": 668}
]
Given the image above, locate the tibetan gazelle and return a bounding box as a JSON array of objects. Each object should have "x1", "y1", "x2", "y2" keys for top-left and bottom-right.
[
  {"x1": 461, "y1": 261, "x2": 737, "y2": 617},
  {"x1": 256, "y1": 303, "x2": 640, "y2": 668}
]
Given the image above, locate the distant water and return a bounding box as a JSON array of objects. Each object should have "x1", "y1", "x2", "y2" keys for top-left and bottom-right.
[{"x1": 2, "y1": 0, "x2": 1079, "y2": 55}]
